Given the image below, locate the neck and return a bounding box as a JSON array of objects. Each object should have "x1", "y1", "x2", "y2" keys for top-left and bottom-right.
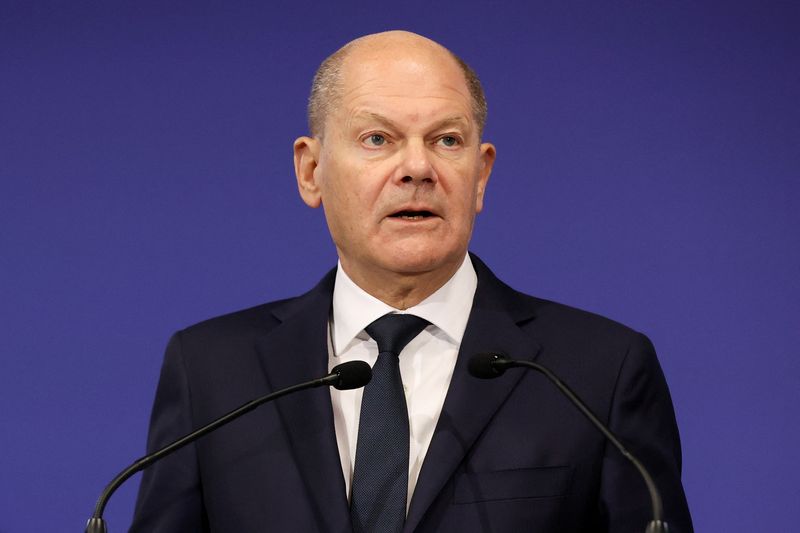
[{"x1": 340, "y1": 259, "x2": 462, "y2": 310}]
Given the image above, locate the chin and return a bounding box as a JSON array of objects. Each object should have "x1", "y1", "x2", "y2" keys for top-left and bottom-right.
[{"x1": 380, "y1": 245, "x2": 462, "y2": 276}]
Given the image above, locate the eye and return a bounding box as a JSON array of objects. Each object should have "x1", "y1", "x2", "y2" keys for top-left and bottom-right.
[
  {"x1": 437, "y1": 135, "x2": 461, "y2": 148},
  {"x1": 364, "y1": 133, "x2": 387, "y2": 147}
]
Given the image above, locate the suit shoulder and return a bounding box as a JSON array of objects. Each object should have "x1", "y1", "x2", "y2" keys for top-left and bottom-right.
[
  {"x1": 513, "y1": 291, "x2": 661, "y2": 408},
  {"x1": 529, "y1": 293, "x2": 640, "y2": 338},
  {"x1": 176, "y1": 295, "x2": 299, "y2": 342},
  {"x1": 507, "y1": 287, "x2": 651, "y2": 364},
  {"x1": 471, "y1": 253, "x2": 645, "y2": 349}
]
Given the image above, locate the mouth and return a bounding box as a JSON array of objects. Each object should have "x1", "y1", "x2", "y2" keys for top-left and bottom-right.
[{"x1": 388, "y1": 210, "x2": 436, "y2": 220}]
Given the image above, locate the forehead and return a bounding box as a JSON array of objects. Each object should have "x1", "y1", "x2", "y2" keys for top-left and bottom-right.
[{"x1": 336, "y1": 46, "x2": 473, "y2": 123}]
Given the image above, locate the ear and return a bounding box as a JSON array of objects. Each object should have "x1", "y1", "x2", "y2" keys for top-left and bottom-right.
[
  {"x1": 474, "y1": 142, "x2": 496, "y2": 213},
  {"x1": 293, "y1": 136, "x2": 322, "y2": 208}
]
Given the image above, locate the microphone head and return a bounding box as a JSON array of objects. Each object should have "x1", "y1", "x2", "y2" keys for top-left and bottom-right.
[
  {"x1": 330, "y1": 360, "x2": 372, "y2": 390},
  {"x1": 468, "y1": 353, "x2": 507, "y2": 379}
]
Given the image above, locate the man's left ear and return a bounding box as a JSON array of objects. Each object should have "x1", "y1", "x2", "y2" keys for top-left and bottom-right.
[
  {"x1": 475, "y1": 142, "x2": 496, "y2": 213},
  {"x1": 293, "y1": 136, "x2": 322, "y2": 208}
]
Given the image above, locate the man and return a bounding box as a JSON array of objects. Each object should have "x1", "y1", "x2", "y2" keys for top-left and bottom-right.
[{"x1": 131, "y1": 31, "x2": 692, "y2": 532}]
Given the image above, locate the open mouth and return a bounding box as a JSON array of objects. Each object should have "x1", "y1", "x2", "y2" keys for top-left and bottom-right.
[{"x1": 389, "y1": 210, "x2": 435, "y2": 220}]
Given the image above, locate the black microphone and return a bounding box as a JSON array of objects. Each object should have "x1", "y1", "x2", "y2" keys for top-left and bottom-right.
[
  {"x1": 85, "y1": 360, "x2": 372, "y2": 533},
  {"x1": 469, "y1": 353, "x2": 669, "y2": 533}
]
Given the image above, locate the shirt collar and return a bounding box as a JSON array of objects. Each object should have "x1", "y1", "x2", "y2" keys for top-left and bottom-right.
[{"x1": 331, "y1": 254, "x2": 478, "y2": 356}]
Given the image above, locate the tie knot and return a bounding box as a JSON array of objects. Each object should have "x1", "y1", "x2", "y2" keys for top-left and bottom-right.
[{"x1": 365, "y1": 313, "x2": 429, "y2": 356}]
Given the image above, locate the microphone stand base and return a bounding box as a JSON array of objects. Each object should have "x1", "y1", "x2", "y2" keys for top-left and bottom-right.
[
  {"x1": 85, "y1": 517, "x2": 108, "y2": 533},
  {"x1": 646, "y1": 520, "x2": 669, "y2": 533}
]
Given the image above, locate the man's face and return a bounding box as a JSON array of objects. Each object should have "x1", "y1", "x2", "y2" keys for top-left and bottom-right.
[{"x1": 295, "y1": 39, "x2": 495, "y2": 288}]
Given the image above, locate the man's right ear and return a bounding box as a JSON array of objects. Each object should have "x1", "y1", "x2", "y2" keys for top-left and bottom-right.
[{"x1": 293, "y1": 136, "x2": 322, "y2": 208}]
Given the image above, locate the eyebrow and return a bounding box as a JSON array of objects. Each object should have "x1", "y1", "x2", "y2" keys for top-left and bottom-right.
[{"x1": 351, "y1": 111, "x2": 471, "y2": 132}]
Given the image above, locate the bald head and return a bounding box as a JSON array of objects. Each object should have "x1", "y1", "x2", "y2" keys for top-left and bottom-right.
[{"x1": 307, "y1": 31, "x2": 487, "y2": 138}]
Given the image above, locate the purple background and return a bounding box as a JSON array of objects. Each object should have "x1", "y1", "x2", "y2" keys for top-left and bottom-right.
[{"x1": 2, "y1": 1, "x2": 798, "y2": 531}]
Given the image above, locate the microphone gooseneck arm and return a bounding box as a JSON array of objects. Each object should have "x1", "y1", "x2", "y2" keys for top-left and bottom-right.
[
  {"x1": 469, "y1": 353, "x2": 668, "y2": 533},
  {"x1": 86, "y1": 360, "x2": 371, "y2": 533}
]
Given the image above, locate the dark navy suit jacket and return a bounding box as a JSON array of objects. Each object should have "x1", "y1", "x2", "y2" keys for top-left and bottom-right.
[{"x1": 131, "y1": 255, "x2": 692, "y2": 532}]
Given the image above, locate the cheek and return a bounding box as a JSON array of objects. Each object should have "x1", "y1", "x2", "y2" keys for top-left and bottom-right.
[
  {"x1": 348, "y1": 166, "x2": 391, "y2": 211},
  {"x1": 324, "y1": 183, "x2": 374, "y2": 239},
  {"x1": 447, "y1": 171, "x2": 481, "y2": 207},
  {"x1": 437, "y1": 155, "x2": 478, "y2": 189}
]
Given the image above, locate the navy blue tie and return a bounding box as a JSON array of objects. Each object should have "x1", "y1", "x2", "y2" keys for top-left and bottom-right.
[{"x1": 350, "y1": 313, "x2": 430, "y2": 533}]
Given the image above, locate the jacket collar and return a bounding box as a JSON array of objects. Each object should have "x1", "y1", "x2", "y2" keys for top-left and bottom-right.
[
  {"x1": 404, "y1": 254, "x2": 542, "y2": 532},
  {"x1": 253, "y1": 268, "x2": 354, "y2": 532},
  {"x1": 253, "y1": 255, "x2": 542, "y2": 532}
]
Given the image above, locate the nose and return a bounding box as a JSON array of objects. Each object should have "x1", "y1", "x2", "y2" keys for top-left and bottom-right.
[{"x1": 396, "y1": 139, "x2": 436, "y2": 185}]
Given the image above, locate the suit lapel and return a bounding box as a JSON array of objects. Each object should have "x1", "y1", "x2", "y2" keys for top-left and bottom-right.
[
  {"x1": 404, "y1": 256, "x2": 542, "y2": 532},
  {"x1": 252, "y1": 269, "x2": 353, "y2": 532},
  {"x1": 248, "y1": 258, "x2": 541, "y2": 532}
]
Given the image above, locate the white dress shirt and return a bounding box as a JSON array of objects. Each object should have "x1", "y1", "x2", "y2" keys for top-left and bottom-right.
[{"x1": 328, "y1": 254, "x2": 478, "y2": 509}]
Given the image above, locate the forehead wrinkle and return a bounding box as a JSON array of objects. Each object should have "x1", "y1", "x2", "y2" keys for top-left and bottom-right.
[
  {"x1": 430, "y1": 116, "x2": 472, "y2": 133},
  {"x1": 345, "y1": 91, "x2": 473, "y2": 123},
  {"x1": 349, "y1": 108, "x2": 473, "y2": 134},
  {"x1": 339, "y1": 74, "x2": 382, "y2": 102},
  {"x1": 346, "y1": 78, "x2": 471, "y2": 102},
  {"x1": 349, "y1": 111, "x2": 399, "y2": 128}
]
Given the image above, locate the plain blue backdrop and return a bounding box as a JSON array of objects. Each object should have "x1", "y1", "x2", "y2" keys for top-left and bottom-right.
[{"x1": 1, "y1": 1, "x2": 798, "y2": 531}]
